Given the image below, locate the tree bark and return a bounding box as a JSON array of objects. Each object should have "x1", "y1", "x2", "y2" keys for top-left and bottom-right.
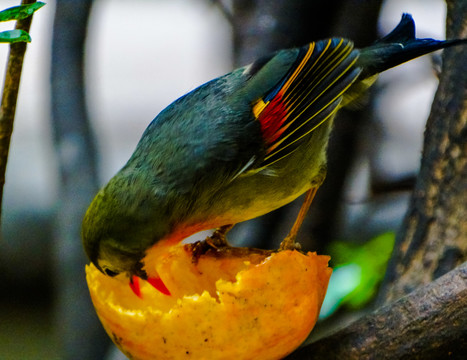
[
  {"x1": 378, "y1": 0, "x2": 467, "y2": 304},
  {"x1": 286, "y1": 262, "x2": 467, "y2": 360}
]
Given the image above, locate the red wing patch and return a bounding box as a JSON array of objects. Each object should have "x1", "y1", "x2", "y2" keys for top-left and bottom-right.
[
  {"x1": 256, "y1": 95, "x2": 289, "y2": 145},
  {"x1": 252, "y1": 39, "x2": 361, "y2": 169}
]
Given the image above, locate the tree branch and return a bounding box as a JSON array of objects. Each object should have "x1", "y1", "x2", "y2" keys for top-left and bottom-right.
[
  {"x1": 0, "y1": 0, "x2": 36, "y2": 223},
  {"x1": 286, "y1": 262, "x2": 467, "y2": 360}
]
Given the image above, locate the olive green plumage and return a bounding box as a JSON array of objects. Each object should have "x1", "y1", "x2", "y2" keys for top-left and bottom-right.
[{"x1": 82, "y1": 14, "x2": 466, "y2": 278}]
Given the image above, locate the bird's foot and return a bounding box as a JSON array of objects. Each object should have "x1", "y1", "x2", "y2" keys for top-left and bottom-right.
[
  {"x1": 189, "y1": 224, "x2": 234, "y2": 263},
  {"x1": 190, "y1": 239, "x2": 229, "y2": 264},
  {"x1": 208, "y1": 224, "x2": 233, "y2": 248},
  {"x1": 279, "y1": 187, "x2": 319, "y2": 251},
  {"x1": 279, "y1": 236, "x2": 302, "y2": 251}
]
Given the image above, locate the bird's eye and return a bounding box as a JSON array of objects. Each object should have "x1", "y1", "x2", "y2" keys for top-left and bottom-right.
[{"x1": 104, "y1": 268, "x2": 119, "y2": 277}]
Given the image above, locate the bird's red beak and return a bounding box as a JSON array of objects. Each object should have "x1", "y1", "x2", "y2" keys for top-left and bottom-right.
[
  {"x1": 147, "y1": 276, "x2": 171, "y2": 296},
  {"x1": 129, "y1": 275, "x2": 142, "y2": 297},
  {"x1": 129, "y1": 275, "x2": 171, "y2": 298}
]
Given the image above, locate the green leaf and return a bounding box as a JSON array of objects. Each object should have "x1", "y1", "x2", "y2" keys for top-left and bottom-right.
[
  {"x1": 334, "y1": 232, "x2": 395, "y2": 308},
  {"x1": 319, "y1": 263, "x2": 362, "y2": 319},
  {"x1": 0, "y1": 29, "x2": 31, "y2": 43},
  {"x1": 319, "y1": 232, "x2": 396, "y2": 319},
  {"x1": 0, "y1": 2, "x2": 46, "y2": 22}
]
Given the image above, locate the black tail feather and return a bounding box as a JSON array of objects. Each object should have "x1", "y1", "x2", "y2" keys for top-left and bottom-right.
[
  {"x1": 358, "y1": 13, "x2": 467, "y2": 78},
  {"x1": 376, "y1": 13, "x2": 416, "y2": 44}
]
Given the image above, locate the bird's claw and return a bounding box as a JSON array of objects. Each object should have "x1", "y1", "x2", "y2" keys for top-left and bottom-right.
[
  {"x1": 279, "y1": 236, "x2": 302, "y2": 251},
  {"x1": 208, "y1": 225, "x2": 233, "y2": 248},
  {"x1": 190, "y1": 240, "x2": 220, "y2": 263}
]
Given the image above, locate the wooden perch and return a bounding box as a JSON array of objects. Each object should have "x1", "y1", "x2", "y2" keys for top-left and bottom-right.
[{"x1": 286, "y1": 261, "x2": 467, "y2": 359}]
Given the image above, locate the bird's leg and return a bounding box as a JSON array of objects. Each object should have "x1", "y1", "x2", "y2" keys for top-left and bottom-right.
[
  {"x1": 279, "y1": 187, "x2": 318, "y2": 251},
  {"x1": 207, "y1": 224, "x2": 234, "y2": 248},
  {"x1": 191, "y1": 225, "x2": 234, "y2": 263}
]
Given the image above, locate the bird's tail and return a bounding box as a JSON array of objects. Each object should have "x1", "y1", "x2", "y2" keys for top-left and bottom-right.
[{"x1": 358, "y1": 13, "x2": 467, "y2": 78}]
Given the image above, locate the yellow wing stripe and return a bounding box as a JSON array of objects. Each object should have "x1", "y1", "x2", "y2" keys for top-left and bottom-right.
[
  {"x1": 252, "y1": 98, "x2": 268, "y2": 118},
  {"x1": 264, "y1": 40, "x2": 354, "y2": 155},
  {"x1": 284, "y1": 39, "x2": 351, "y2": 115},
  {"x1": 265, "y1": 56, "x2": 358, "y2": 158},
  {"x1": 265, "y1": 42, "x2": 359, "y2": 157},
  {"x1": 260, "y1": 102, "x2": 341, "y2": 168},
  {"x1": 278, "y1": 42, "x2": 315, "y2": 96},
  {"x1": 283, "y1": 39, "x2": 337, "y2": 106},
  {"x1": 274, "y1": 39, "x2": 349, "y2": 133},
  {"x1": 252, "y1": 42, "x2": 315, "y2": 119},
  {"x1": 285, "y1": 40, "x2": 354, "y2": 125}
]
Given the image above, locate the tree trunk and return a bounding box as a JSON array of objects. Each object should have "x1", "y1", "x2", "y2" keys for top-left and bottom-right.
[
  {"x1": 50, "y1": 0, "x2": 110, "y2": 358},
  {"x1": 378, "y1": 0, "x2": 467, "y2": 304}
]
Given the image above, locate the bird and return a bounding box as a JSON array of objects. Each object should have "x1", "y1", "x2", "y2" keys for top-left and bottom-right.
[{"x1": 82, "y1": 14, "x2": 466, "y2": 296}]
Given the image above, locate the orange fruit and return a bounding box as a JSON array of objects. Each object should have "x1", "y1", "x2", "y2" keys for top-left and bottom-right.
[{"x1": 86, "y1": 244, "x2": 331, "y2": 360}]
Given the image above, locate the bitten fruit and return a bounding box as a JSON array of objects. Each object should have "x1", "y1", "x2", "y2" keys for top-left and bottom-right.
[{"x1": 86, "y1": 244, "x2": 331, "y2": 360}]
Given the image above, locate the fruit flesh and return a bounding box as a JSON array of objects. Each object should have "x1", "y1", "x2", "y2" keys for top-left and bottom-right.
[{"x1": 86, "y1": 244, "x2": 332, "y2": 360}]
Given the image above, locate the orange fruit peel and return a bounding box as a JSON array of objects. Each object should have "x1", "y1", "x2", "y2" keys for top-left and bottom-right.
[{"x1": 86, "y1": 244, "x2": 332, "y2": 360}]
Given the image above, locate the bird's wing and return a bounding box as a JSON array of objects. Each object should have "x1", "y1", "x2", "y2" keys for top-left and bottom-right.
[
  {"x1": 247, "y1": 38, "x2": 362, "y2": 170},
  {"x1": 130, "y1": 70, "x2": 267, "y2": 195},
  {"x1": 131, "y1": 39, "x2": 361, "y2": 194}
]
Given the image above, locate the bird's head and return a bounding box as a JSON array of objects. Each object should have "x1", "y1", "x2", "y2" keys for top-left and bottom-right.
[
  {"x1": 81, "y1": 192, "x2": 145, "y2": 280},
  {"x1": 84, "y1": 232, "x2": 148, "y2": 280},
  {"x1": 81, "y1": 174, "x2": 173, "y2": 281}
]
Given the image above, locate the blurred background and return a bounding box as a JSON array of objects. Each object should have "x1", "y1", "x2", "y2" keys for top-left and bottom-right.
[{"x1": 0, "y1": 0, "x2": 446, "y2": 359}]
